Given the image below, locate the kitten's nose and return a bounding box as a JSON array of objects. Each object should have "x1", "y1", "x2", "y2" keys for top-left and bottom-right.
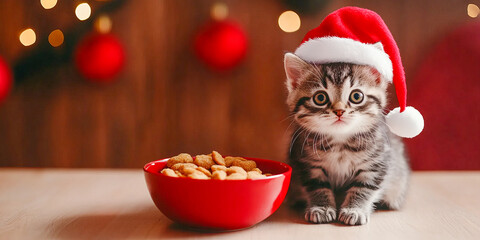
[
  {"x1": 332, "y1": 102, "x2": 346, "y2": 117},
  {"x1": 333, "y1": 109, "x2": 345, "y2": 117}
]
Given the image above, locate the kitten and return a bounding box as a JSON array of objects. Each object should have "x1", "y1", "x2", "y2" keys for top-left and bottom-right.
[{"x1": 284, "y1": 51, "x2": 410, "y2": 225}]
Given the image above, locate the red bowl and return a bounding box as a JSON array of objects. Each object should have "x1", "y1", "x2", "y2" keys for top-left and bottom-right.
[{"x1": 144, "y1": 157, "x2": 292, "y2": 230}]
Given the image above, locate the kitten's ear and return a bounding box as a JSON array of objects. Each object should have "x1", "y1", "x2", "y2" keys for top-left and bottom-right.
[
  {"x1": 366, "y1": 66, "x2": 388, "y2": 88},
  {"x1": 369, "y1": 67, "x2": 383, "y2": 85},
  {"x1": 372, "y1": 41, "x2": 384, "y2": 51},
  {"x1": 284, "y1": 53, "x2": 309, "y2": 93}
]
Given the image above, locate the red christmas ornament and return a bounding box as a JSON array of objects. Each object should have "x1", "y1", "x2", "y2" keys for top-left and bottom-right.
[
  {"x1": 75, "y1": 33, "x2": 125, "y2": 83},
  {"x1": 194, "y1": 20, "x2": 248, "y2": 71},
  {"x1": 0, "y1": 56, "x2": 12, "y2": 104},
  {"x1": 407, "y1": 21, "x2": 480, "y2": 170}
]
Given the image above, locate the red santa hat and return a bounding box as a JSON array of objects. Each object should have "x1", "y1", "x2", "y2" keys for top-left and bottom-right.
[{"x1": 294, "y1": 6, "x2": 424, "y2": 138}]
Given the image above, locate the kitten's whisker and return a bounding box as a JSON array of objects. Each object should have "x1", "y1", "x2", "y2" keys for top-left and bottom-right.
[
  {"x1": 374, "y1": 117, "x2": 393, "y2": 146},
  {"x1": 313, "y1": 132, "x2": 319, "y2": 156},
  {"x1": 283, "y1": 118, "x2": 297, "y2": 139},
  {"x1": 318, "y1": 133, "x2": 324, "y2": 152},
  {"x1": 301, "y1": 131, "x2": 312, "y2": 154},
  {"x1": 320, "y1": 134, "x2": 328, "y2": 152},
  {"x1": 280, "y1": 114, "x2": 295, "y2": 123},
  {"x1": 290, "y1": 127, "x2": 303, "y2": 144},
  {"x1": 289, "y1": 128, "x2": 302, "y2": 151},
  {"x1": 316, "y1": 133, "x2": 322, "y2": 155},
  {"x1": 325, "y1": 134, "x2": 332, "y2": 152},
  {"x1": 289, "y1": 128, "x2": 306, "y2": 155}
]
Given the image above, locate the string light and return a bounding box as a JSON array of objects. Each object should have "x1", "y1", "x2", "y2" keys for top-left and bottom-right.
[
  {"x1": 467, "y1": 4, "x2": 480, "y2": 18},
  {"x1": 211, "y1": 2, "x2": 228, "y2": 21},
  {"x1": 19, "y1": 28, "x2": 36, "y2": 46},
  {"x1": 94, "y1": 15, "x2": 112, "y2": 33},
  {"x1": 75, "y1": 3, "x2": 92, "y2": 21},
  {"x1": 278, "y1": 11, "x2": 301, "y2": 33},
  {"x1": 40, "y1": 0, "x2": 57, "y2": 9},
  {"x1": 48, "y1": 29, "x2": 64, "y2": 47}
]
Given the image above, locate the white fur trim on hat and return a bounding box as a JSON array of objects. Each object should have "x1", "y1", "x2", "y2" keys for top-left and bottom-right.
[
  {"x1": 294, "y1": 37, "x2": 393, "y2": 82},
  {"x1": 386, "y1": 106, "x2": 424, "y2": 138}
]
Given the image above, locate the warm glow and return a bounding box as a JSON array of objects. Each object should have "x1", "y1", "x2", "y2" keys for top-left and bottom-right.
[
  {"x1": 40, "y1": 0, "x2": 57, "y2": 9},
  {"x1": 19, "y1": 28, "x2": 36, "y2": 46},
  {"x1": 48, "y1": 29, "x2": 64, "y2": 47},
  {"x1": 75, "y1": 3, "x2": 92, "y2": 21},
  {"x1": 211, "y1": 2, "x2": 228, "y2": 20},
  {"x1": 278, "y1": 11, "x2": 301, "y2": 33},
  {"x1": 94, "y1": 15, "x2": 112, "y2": 33},
  {"x1": 467, "y1": 4, "x2": 480, "y2": 18}
]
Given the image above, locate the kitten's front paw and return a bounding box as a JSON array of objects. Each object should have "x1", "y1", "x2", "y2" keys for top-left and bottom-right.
[
  {"x1": 338, "y1": 208, "x2": 369, "y2": 225},
  {"x1": 304, "y1": 206, "x2": 336, "y2": 224}
]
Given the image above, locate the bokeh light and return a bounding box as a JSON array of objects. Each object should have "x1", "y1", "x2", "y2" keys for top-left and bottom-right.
[
  {"x1": 467, "y1": 4, "x2": 480, "y2": 18},
  {"x1": 40, "y1": 0, "x2": 57, "y2": 9},
  {"x1": 75, "y1": 3, "x2": 92, "y2": 21},
  {"x1": 48, "y1": 29, "x2": 64, "y2": 47},
  {"x1": 278, "y1": 11, "x2": 301, "y2": 33},
  {"x1": 19, "y1": 28, "x2": 36, "y2": 46},
  {"x1": 94, "y1": 15, "x2": 112, "y2": 33},
  {"x1": 211, "y1": 2, "x2": 229, "y2": 21}
]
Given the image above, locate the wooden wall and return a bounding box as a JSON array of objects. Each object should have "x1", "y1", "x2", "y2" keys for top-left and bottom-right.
[{"x1": 0, "y1": 0, "x2": 474, "y2": 168}]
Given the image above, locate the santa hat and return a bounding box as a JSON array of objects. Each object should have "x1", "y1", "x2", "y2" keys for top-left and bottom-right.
[{"x1": 294, "y1": 6, "x2": 424, "y2": 138}]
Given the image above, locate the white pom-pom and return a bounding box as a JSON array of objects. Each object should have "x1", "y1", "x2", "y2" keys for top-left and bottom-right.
[{"x1": 385, "y1": 106, "x2": 424, "y2": 138}]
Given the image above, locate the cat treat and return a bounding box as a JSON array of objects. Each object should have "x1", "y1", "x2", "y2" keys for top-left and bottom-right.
[
  {"x1": 160, "y1": 168, "x2": 178, "y2": 178},
  {"x1": 225, "y1": 156, "x2": 257, "y2": 171},
  {"x1": 211, "y1": 165, "x2": 227, "y2": 172},
  {"x1": 212, "y1": 170, "x2": 227, "y2": 180},
  {"x1": 160, "y1": 151, "x2": 271, "y2": 180},
  {"x1": 166, "y1": 153, "x2": 193, "y2": 168},
  {"x1": 193, "y1": 154, "x2": 216, "y2": 169},
  {"x1": 211, "y1": 150, "x2": 226, "y2": 166},
  {"x1": 170, "y1": 163, "x2": 197, "y2": 171},
  {"x1": 196, "y1": 166, "x2": 213, "y2": 177}
]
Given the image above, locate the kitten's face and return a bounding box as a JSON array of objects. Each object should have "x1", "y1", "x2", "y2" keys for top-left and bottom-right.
[{"x1": 284, "y1": 53, "x2": 388, "y2": 137}]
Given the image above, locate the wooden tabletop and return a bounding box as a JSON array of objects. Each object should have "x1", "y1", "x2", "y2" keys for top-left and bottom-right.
[{"x1": 1, "y1": 169, "x2": 479, "y2": 240}]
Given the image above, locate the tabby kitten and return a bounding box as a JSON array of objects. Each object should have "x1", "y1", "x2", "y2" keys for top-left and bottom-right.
[{"x1": 284, "y1": 51, "x2": 410, "y2": 225}]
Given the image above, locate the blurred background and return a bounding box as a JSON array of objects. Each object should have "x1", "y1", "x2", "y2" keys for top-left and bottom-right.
[{"x1": 0, "y1": 0, "x2": 478, "y2": 169}]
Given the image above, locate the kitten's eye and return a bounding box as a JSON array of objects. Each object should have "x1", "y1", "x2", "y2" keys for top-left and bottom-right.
[
  {"x1": 349, "y1": 90, "x2": 364, "y2": 104},
  {"x1": 313, "y1": 91, "x2": 329, "y2": 106}
]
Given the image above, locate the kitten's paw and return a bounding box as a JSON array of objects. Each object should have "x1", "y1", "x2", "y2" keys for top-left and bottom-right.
[
  {"x1": 338, "y1": 208, "x2": 369, "y2": 225},
  {"x1": 304, "y1": 206, "x2": 336, "y2": 224}
]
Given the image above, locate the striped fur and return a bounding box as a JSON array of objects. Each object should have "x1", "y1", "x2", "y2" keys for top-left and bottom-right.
[{"x1": 284, "y1": 54, "x2": 410, "y2": 225}]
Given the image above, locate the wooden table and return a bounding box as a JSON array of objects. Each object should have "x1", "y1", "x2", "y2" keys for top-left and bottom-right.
[{"x1": 1, "y1": 169, "x2": 479, "y2": 239}]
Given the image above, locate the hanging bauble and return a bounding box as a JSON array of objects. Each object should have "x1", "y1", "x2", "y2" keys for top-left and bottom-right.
[
  {"x1": 193, "y1": 20, "x2": 248, "y2": 72},
  {"x1": 0, "y1": 56, "x2": 12, "y2": 104},
  {"x1": 74, "y1": 33, "x2": 125, "y2": 83},
  {"x1": 407, "y1": 21, "x2": 480, "y2": 170}
]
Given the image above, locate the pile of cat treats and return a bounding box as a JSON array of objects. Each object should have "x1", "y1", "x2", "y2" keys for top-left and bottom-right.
[{"x1": 161, "y1": 151, "x2": 272, "y2": 180}]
